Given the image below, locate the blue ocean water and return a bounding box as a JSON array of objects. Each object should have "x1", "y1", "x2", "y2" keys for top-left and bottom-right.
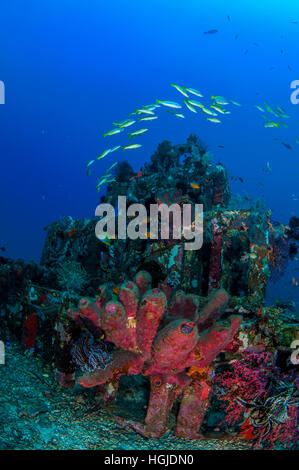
[{"x1": 0, "y1": 0, "x2": 299, "y2": 303}]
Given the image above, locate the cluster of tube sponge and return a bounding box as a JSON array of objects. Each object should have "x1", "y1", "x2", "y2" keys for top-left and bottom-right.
[{"x1": 69, "y1": 270, "x2": 242, "y2": 438}]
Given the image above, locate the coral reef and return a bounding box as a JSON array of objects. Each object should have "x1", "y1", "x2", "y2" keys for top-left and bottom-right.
[
  {"x1": 40, "y1": 217, "x2": 103, "y2": 293},
  {"x1": 1, "y1": 136, "x2": 298, "y2": 448},
  {"x1": 215, "y1": 350, "x2": 298, "y2": 448},
  {"x1": 105, "y1": 134, "x2": 230, "y2": 210}
]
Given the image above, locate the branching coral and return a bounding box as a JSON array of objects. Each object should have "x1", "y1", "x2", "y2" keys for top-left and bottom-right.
[
  {"x1": 214, "y1": 350, "x2": 298, "y2": 448},
  {"x1": 215, "y1": 350, "x2": 273, "y2": 426}
]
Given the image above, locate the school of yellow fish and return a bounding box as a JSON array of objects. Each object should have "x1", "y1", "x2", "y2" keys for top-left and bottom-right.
[
  {"x1": 86, "y1": 83, "x2": 244, "y2": 191},
  {"x1": 86, "y1": 82, "x2": 299, "y2": 193}
]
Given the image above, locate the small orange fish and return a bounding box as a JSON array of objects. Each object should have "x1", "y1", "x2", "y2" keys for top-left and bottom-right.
[
  {"x1": 186, "y1": 366, "x2": 210, "y2": 376},
  {"x1": 64, "y1": 227, "x2": 76, "y2": 237},
  {"x1": 129, "y1": 172, "x2": 143, "y2": 181},
  {"x1": 190, "y1": 183, "x2": 200, "y2": 189},
  {"x1": 112, "y1": 286, "x2": 120, "y2": 295},
  {"x1": 239, "y1": 421, "x2": 255, "y2": 440}
]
